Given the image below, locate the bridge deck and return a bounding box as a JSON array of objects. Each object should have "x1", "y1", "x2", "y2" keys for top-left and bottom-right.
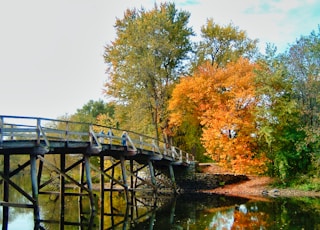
[
  {"x1": 0, "y1": 115, "x2": 193, "y2": 166},
  {"x1": 0, "y1": 140, "x2": 189, "y2": 168}
]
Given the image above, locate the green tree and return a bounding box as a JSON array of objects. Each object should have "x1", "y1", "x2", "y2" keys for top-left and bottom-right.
[
  {"x1": 54, "y1": 99, "x2": 115, "y2": 136},
  {"x1": 54, "y1": 100, "x2": 115, "y2": 167},
  {"x1": 67, "y1": 99, "x2": 115, "y2": 133},
  {"x1": 72, "y1": 99, "x2": 115, "y2": 124},
  {"x1": 282, "y1": 27, "x2": 320, "y2": 179},
  {"x1": 255, "y1": 45, "x2": 306, "y2": 182},
  {"x1": 194, "y1": 19, "x2": 258, "y2": 69},
  {"x1": 104, "y1": 2, "x2": 194, "y2": 141}
]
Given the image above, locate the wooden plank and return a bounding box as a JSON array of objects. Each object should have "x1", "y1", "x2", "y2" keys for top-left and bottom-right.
[{"x1": 0, "y1": 201, "x2": 34, "y2": 208}]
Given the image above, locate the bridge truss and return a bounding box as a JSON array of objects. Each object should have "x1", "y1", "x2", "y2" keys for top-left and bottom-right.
[{"x1": 0, "y1": 115, "x2": 193, "y2": 229}]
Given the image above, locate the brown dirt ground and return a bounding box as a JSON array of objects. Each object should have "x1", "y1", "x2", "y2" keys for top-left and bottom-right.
[{"x1": 200, "y1": 163, "x2": 320, "y2": 200}]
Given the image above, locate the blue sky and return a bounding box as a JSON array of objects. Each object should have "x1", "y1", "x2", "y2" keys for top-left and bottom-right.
[{"x1": 0, "y1": 0, "x2": 319, "y2": 119}]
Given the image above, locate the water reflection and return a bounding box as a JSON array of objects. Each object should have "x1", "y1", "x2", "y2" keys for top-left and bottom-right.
[
  {"x1": 1, "y1": 188, "x2": 320, "y2": 229},
  {"x1": 128, "y1": 194, "x2": 320, "y2": 230},
  {"x1": 162, "y1": 194, "x2": 320, "y2": 230},
  {"x1": 0, "y1": 211, "x2": 34, "y2": 229}
]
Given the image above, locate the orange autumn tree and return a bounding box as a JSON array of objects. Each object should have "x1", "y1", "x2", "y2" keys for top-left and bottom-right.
[
  {"x1": 169, "y1": 58, "x2": 267, "y2": 174},
  {"x1": 168, "y1": 63, "x2": 212, "y2": 159}
]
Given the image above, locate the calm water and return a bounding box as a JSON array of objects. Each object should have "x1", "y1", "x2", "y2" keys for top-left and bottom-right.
[
  {"x1": 1, "y1": 190, "x2": 319, "y2": 229},
  {"x1": 138, "y1": 194, "x2": 320, "y2": 230},
  {"x1": 1, "y1": 168, "x2": 319, "y2": 229}
]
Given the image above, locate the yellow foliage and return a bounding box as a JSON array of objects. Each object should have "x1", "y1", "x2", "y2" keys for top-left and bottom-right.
[{"x1": 169, "y1": 58, "x2": 267, "y2": 174}]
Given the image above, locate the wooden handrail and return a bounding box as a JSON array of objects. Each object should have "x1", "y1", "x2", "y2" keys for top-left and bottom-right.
[{"x1": 0, "y1": 115, "x2": 193, "y2": 163}]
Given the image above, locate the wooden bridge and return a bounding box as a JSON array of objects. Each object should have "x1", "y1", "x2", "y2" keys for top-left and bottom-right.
[{"x1": 0, "y1": 115, "x2": 194, "y2": 229}]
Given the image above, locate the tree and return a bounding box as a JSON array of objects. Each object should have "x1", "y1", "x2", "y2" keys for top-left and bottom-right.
[
  {"x1": 73, "y1": 99, "x2": 115, "y2": 124},
  {"x1": 251, "y1": 28, "x2": 320, "y2": 182},
  {"x1": 55, "y1": 100, "x2": 115, "y2": 136},
  {"x1": 199, "y1": 59, "x2": 265, "y2": 173},
  {"x1": 169, "y1": 58, "x2": 267, "y2": 173},
  {"x1": 168, "y1": 69, "x2": 207, "y2": 160},
  {"x1": 254, "y1": 49, "x2": 302, "y2": 181},
  {"x1": 282, "y1": 27, "x2": 320, "y2": 179},
  {"x1": 168, "y1": 20, "x2": 259, "y2": 161},
  {"x1": 194, "y1": 19, "x2": 258, "y2": 69},
  {"x1": 104, "y1": 3, "x2": 194, "y2": 141}
]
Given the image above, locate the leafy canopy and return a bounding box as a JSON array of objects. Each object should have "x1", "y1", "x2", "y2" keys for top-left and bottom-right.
[
  {"x1": 170, "y1": 58, "x2": 267, "y2": 173},
  {"x1": 194, "y1": 19, "x2": 258, "y2": 68},
  {"x1": 104, "y1": 2, "x2": 193, "y2": 140}
]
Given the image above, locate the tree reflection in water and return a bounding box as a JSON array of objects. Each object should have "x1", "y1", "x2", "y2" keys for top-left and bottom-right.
[
  {"x1": 129, "y1": 194, "x2": 320, "y2": 230},
  {"x1": 1, "y1": 182, "x2": 320, "y2": 229}
]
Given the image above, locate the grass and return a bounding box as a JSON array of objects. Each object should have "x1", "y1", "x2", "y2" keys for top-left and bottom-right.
[
  {"x1": 271, "y1": 174, "x2": 320, "y2": 192},
  {"x1": 288, "y1": 175, "x2": 320, "y2": 192}
]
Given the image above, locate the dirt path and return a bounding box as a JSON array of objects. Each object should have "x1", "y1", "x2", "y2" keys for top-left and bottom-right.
[{"x1": 200, "y1": 163, "x2": 320, "y2": 199}]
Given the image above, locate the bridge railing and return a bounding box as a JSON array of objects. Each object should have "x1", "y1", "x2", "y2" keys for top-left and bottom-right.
[
  {"x1": 0, "y1": 116, "x2": 89, "y2": 144},
  {"x1": 91, "y1": 124, "x2": 193, "y2": 162},
  {"x1": 0, "y1": 115, "x2": 193, "y2": 163}
]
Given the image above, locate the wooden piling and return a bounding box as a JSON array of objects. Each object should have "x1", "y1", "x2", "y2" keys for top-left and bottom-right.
[
  {"x1": 169, "y1": 164, "x2": 177, "y2": 192},
  {"x1": 2, "y1": 154, "x2": 9, "y2": 230},
  {"x1": 148, "y1": 159, "x2": 156, "y2": 190},
  {"x1": 30, "y1": 153, "x2": 40, "y2": 219}
]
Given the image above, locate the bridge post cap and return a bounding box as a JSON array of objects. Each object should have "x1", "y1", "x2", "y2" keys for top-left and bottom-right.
[
  {"x1": 31, "y1": 146, "x2": 49, "y2": 155},
  {"x1": 86, "y1": 146, "x2": 102, "y2": 155}
]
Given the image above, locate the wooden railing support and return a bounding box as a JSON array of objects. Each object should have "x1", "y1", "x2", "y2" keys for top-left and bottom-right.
[
  {"x1": 0, "y1": 116, "x2": 3, "y2": 146},
  {"x1": 36, "y1": 118, "x2": 41, "y2": 146}
]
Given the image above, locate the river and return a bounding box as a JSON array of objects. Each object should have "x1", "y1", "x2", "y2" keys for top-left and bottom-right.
[{"x1": 1, "y1": 188, "x2": 319, "y2": 229}]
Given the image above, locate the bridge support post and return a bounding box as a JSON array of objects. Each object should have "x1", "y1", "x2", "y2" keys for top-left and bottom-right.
[
  {"x1": 60, "y1": 153, "x2": 65, "y2": 226},
  {"x1": 130, "y1": 159, "x2": 134, "y2": 191},
  {"x1": 120, "y1": 156, "x2": 128, "y2": 202},
  {"x1": 2, "y1": 154, "x2": 10, "y2": 230},
  {"x1": 100, "y1": 154, "x2": 105, "y2": 228},
  {"x1": 30, "y1": 154, "x2": 40, "y2": 220},
  {"x1": 84, "y1": 155, "x2": 95, "y2": 213},
  {"x1": 37, "y1": 160, "x2": 43, "y2": 192},
  {"x1": 169, "y1": 164, "x2": 177, "y2": 192},
  {"x1": 129, "y1": 159, "x2": 137, "y2": 209},
  {"x1": 148, "y1": 159, "x2": 156, "y2": 190}
]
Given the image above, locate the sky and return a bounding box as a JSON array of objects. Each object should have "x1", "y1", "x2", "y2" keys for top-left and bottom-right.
[{"x1": 1, "y1": 0, "x2": 319, "y2": 119}]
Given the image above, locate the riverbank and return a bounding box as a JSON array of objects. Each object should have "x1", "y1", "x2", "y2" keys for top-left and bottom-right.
[{"x1": 199, "y1": 163, "x2": 320, "y2": 199}]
